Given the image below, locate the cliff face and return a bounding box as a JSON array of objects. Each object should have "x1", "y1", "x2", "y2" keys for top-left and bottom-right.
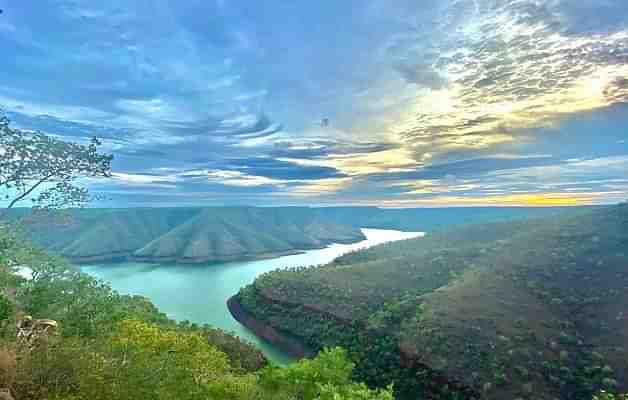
[
  {"x1": 227, "y1": 295, "x2": 315, "y2": 359},
  {"x1": 14, "y1": 207, "x2": 366, "y2": 264}
]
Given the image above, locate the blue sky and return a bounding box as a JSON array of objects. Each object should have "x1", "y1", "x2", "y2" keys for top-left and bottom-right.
[{"x1": 1, "y1": 0, "x2": 628, "y2": 207}]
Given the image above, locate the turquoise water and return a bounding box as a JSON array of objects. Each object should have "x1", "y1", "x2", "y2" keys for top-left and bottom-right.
[{"x1": 82, "y1": 228, "x2": 423, "y2": 364}]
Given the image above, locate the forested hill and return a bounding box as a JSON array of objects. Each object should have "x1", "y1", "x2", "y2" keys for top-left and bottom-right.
[
  {"x1": 4, "y1": 207, "x2": 365, "y2": 264},
  {"x1": 314, "y1": 205, "x2": 589, "y2": 232},
  {"x1": 3, "y1": 206, "x2": 584, "y2": 265},
  {"x1": 0, "y1": 222, "x2": 394, "y2": 400},
  {"x1": 233, "y1": 203, "x2": 628, "y2": 400}
]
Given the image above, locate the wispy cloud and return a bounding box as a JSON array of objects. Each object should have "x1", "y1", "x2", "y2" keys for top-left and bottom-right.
[
  {"x1": 378, "y1": 192, "x2": 620, "y2": 208},
  {"x1": 1, "y1": 0, "x2": 627, "y2": 206},
  {"x1": 110, "y1": 172, "x2": 178, "y2": 188},
  {"x1": 383, "y1": 1, "x2": 628, "y2": 159},
  {"x1": 206, "y1": 170, "x2": 286, "y2": 187}
]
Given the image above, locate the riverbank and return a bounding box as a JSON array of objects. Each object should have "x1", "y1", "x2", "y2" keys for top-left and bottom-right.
[
  {"x1": 227, "y1": 295, "x2": 315, "y2": 359},
  {"x1": 82, "y1": 228, "x2": 424, "y2": 364}
]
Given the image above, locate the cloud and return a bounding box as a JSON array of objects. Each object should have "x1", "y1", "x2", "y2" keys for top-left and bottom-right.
[
  {"x1": 280, "y1": 146, "x2": 419, "y2": 176},
  {"x1": 377, "y1": 192, "x2": 619, "y2": 208},
  {"x1": 0, "y1": 94, "x2": 112, "y2": 123},
  {"x1": 205, "y1": 170, "x2": 286, "y2": 187},
  {"x1": 394, "y1": 62, "x2": 448, "y2": 89},
  {"x1": 5, "y1": 111, "x2": 132, "y2": 140},
  {"x1": 215, "y1": 157, "x2": 345, "y2": 180},
  {"x1": 110, "y1": 172, "x2": 178, "y2": 187},
  {"x1": 380, "y1": 0, "x2": 628, "y2": 163},
  {"x1": 1, "y1": 1, "x2": 628, "y2": 206},
  {"x1": 414, "y1": 155, "x2": 628, "y2": 202},
  {"x1": 269, "y1": 139, "x2": 397, "y2": 160},
  {"x1": 287, "y1": 177, "x2": 354, "y2": 197},
  {"x1": 394, "y1": 178, "x2": 479, "y2": 195},
  {"x1": 190, "y1": 168, "x2": 352, "y2": 193},
  {"x1": 375, "y1": 155, "x2": 559, "y2": 182}
]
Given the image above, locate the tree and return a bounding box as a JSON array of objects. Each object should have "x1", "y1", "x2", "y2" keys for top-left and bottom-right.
[
  {"x1": 258, "y1": 347, "x2": 394, "y2": 400},
  {"x1": 0, "y1": 294, "x2": 12, "y2": 321},
  {"x1": 0, "y1": 114, "x2": 112, "y2": 210}
]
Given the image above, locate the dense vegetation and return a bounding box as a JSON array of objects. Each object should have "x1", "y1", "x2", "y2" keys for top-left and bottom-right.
[
  {"x1": 313, "y1": 206, "x2": 586, "y2": 232},
  {"x1": 4, "y1": 207, "x2": 365, "y2": 264},
  {"x1": 4, "y1": 206, "x2": 576, "y2": 265},
  {"x1": 0, "y1": 223, "x2": 392, "y2": 400},
  {"x1": 236, "y1": 203, "x2": 628, "y2": 400}
]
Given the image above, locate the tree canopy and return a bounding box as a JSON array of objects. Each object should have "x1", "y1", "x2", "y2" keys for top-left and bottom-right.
[
  {"x1": 0, "y1": 114, "x2": 112, "y2": 210},
  {"x1": 0, "y1": 225, "x2": 394, "y2": 400}
]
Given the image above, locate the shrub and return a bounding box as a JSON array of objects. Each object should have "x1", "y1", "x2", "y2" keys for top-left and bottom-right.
[
  {"x1": 0, "y1": 295, "x2": 12, "y2": 322},
  {"x1": 594, "y1": 391, "x2": 628, "y2": 400},
  {"x1": 0, "y1": 346, "x2": 16, "y2": 390}
]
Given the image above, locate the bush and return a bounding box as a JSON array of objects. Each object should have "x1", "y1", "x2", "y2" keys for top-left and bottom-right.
[
  {"x1": 594, "y1": 392, "x2": 628, "y2": 400},
  {"x1": 0, "y1": 295, "x2": 12, "y2": 321},
  {"x1": 1, "y1": 225, "x2": 394, "y2": 400},
  {"x1": 258, "y1": 347, "x2": 394, "y2": 400},
  {"x1": 0, "y1": 346, "x2": 16, "y2": 390},
  {"x1": 13, "y1": 323, "x2": 393, "y2": 400}
]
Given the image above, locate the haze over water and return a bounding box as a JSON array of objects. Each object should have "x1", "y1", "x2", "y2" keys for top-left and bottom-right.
[{"x1": 82, "y1": 228, "x2": 423, "y2": 364}]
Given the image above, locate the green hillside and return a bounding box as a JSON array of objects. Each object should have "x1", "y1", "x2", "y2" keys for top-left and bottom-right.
[
  {"x1": 233, "y1": 203, "x2": 628, "y2": 400},
  {"x1": 5, "y1": 206, "x2": 581, "y2": 265},
  {"x1": 134, "y1": 207, "x2": 364, "y2": 264},
  {"x1": 9, "y1": 208, "x2": 365, "y2": 264},
  {"x1": 313, "y1": 206, "x2": 589, "y2": 232},
  {"x1": 0, "y1": 223, "x2": 392, "y2": 400}
]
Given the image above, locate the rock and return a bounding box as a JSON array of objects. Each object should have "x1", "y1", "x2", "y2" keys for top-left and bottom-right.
[
  {"x1": 0, "y1": 389, "x2": 14, "y2": 400},
  {"x1": 17, "y1": 315, "x2": 58, "y2": 347}
]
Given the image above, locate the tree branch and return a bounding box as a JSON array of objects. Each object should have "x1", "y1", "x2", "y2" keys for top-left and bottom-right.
[
  {"x1": 0, "y1": 176, "x2": 18, "y2": 187},
  {"x1": 7, "y1": 174, "x2": 55, "y2": 209}
]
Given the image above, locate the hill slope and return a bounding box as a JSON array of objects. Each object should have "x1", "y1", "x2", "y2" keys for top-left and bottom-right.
[
  {"x1": 133, "y1": 207, "x2": 365, "y2": 264},
  {"x1": 232, "y1": 203, "x2": 628, "y2": 399},
  {"x1": 12, "y1": 207, "x2": 365, "y2": 264},
  {"x1": 5, "y1": 206, "x2": 571, "y2": 265},
  {"x1": 0, "y1": 224, "x2": 393, "y2": 400}
]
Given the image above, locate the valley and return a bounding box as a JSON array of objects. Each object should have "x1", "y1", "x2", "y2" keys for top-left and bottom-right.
[
  {"x1": 233, "y1": 204, "x2": 628, "y2": 400},
  {"x1": 12, "y1": 207, "x2": 365, "y2": 264},
  {"x1": 4, "y1": 204, "x2": 617, "y2": 399},
  {"x1": 81, "y1": 228, "x2": 423, "y2": 364}
]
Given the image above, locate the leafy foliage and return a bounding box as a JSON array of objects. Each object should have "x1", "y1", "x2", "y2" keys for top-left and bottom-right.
[
  {"x1": 258, "y1": 348, "x2": 393, "y2": 400},
  {"x1": 15, "y1": 328, "x2": 392, "y2": 400},
  {"x1": 0, "y1": 294, "x2": 12, "y2": 322},
  {"x1": 0, "y1": 223, "x2": 391, "y2": 400},
  {"x1": 0, "y1": 114, "x2": 112, "y2": 210}
]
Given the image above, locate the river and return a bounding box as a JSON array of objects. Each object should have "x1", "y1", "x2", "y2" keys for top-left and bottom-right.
[{"x1": 82, "y1": 228, "x2": 423, "y2": 364}]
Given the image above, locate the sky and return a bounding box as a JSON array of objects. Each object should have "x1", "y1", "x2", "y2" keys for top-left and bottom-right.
[{"x1": 1, "y1": 0, "x2": 628, "y2": 207}]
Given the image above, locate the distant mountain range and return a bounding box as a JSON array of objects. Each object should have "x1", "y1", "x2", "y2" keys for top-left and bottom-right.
[
  {"x1": 7, "y1": 207, "x2": 364, "y2": 264},
  {"x1": 4, "y1": 206, "x2": 586, "y2": 265}
]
